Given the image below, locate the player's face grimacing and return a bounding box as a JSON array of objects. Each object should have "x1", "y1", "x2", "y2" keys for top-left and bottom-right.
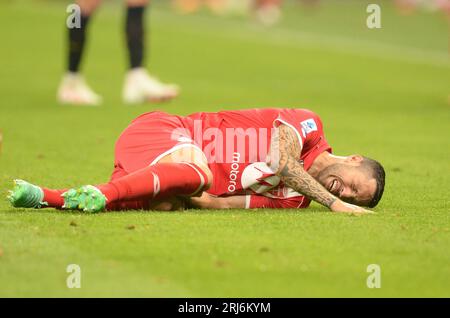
[{"x1": 316, "y1": 155, "x2": 377, "y2": 207}]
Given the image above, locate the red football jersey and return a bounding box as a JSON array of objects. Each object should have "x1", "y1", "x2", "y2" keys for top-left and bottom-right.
[{"x1": 184, "y1": 108, "x2": 332, "y2": 209}]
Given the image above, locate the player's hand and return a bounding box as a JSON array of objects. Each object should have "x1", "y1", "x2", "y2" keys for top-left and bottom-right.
[{"x1": 330, "y1": 199, "x2": 374, "y2": 214}]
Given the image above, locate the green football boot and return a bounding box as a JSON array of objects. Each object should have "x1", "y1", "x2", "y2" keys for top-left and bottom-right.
[
  {"x1": 61, "y1": 185, "x2": 106, "y2": 213},
  {"x1": 8, "y1": 179, "x2": 48, "y2": 209}
]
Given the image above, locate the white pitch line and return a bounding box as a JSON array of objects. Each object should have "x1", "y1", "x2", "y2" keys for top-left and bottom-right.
[
  {"x1": 153, "y1": 10, "x2": 450, "y2": 69},
  {"x1": 245, "y1": 25, "x2": 450, "y2": 69}
]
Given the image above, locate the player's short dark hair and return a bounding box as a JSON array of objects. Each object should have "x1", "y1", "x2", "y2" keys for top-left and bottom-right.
[{"x1": 362, "y1": 157, "x2": 385, "y2": 208}]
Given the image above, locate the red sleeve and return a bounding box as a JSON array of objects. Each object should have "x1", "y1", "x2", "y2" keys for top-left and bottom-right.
[
  {"x1": 247, "y1": 194, "x2": 311, "y2": 209},
  {"x1": 273, "y1": 109, "x2": 329, "y2": 154}
]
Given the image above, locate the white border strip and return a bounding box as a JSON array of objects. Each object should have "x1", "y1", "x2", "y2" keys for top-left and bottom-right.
[{"x1": 245, "y1": 194, "x2": 251, "y2": 209}]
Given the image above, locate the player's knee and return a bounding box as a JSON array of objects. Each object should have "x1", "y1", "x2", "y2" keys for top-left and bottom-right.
[
  {"x1": 78, "y1": 0, "x2": 103, "y2": 15},
  {"x1": 149, "y1": 197, "x2": 185, "y2": 211},
  {"x1": 126, "y1": 0, "x2": 149, "y2": 7}
]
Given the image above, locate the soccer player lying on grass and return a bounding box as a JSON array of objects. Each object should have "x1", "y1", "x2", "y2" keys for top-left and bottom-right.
[{"x1": 8, "y1": 108, "x2": 385, "y2": 214}]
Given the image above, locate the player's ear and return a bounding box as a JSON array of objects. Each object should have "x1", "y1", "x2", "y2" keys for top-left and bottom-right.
[{"x1": 345, "y1": 155, "x2": 364, "y2": 164}]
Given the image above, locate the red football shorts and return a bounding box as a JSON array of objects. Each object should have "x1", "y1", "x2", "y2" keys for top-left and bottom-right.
[{"x1": 110, "y1": 111, "x2": 199, "y2": 181}]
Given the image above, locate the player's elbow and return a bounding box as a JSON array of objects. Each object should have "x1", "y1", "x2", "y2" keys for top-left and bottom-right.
[{"x1": 269, "y1": 156, "x2": 288, "y2": 176}]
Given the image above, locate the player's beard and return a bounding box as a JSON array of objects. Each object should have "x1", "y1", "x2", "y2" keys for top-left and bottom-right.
[{"x1": 315, "y1": 163, "x2": 346, "y2": 193}]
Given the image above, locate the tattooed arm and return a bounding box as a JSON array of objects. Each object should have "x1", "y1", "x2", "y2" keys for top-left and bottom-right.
[{"x1": 269, "y1": 124, "x2": 370, "y2": 213}]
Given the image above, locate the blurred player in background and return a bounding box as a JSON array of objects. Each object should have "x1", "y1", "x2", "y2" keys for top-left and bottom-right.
[
  {"x1": 174, "y1": 0, "x2": 448, "y2": 25},
  {"x1": 253, "y1": 0, "x2": 319, "y2": 25},
  {"x1": 58, "y1": 0, "x2": 179, "y2": 106},
  {"x1": 173, "y1": 0, "x2": 320, "y2": 25},
  {"x1": 173, "y1": 0, "x2": 235, "y2": 14},
  {"x1": 395, "y1": 0, "x2": 450, "y2": 15}
]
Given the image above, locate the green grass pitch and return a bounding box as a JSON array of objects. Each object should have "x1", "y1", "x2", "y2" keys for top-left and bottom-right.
[{"x1": 0, "y1": 0, "x2": 449, "y2": 297}]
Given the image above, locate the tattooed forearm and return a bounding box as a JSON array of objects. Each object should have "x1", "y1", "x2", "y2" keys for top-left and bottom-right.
[
  {"x1": 273, "y1": 125, "x2": 338, "y2": 208},
  {"x1": 280, "y1": 157, "x2": 337, "y2": 208}
]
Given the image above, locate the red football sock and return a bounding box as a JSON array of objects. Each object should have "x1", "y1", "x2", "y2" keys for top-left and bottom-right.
[
  {"x1": 42, "y1": 188, "x2": 67, "y2": 208},
  {"x1": 96, "y1": 162, "x2": 209, "y2": 203}
]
